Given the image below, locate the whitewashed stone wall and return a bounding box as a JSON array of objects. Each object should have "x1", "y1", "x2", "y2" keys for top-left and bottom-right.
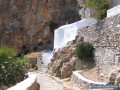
[
  {"x1": 107, "y1": 4, "x2": 120, "y2": 17},
  {"x1": 71, "y1": 71, "x2": 106, "y2": 89},
  {"x1": 7, "y1": 73, "x2": 39, "y2": 90},
  {"x1": 42, "y1": 51, "x2": 53, "y2": 67},
  {"x1": 54, "y1": 18, "x2": 97, "y2": 51}
]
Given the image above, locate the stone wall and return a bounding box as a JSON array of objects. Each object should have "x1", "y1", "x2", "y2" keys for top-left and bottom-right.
[
  {"x1": 71, "y1": 72, "x2": 89, "y2": 90},
  {"x1": 37, "y1": 53, "x2": 42, "y2": 71},
  {"x1": 76, "y1": 14, "x2": 120, "y2": 75}
]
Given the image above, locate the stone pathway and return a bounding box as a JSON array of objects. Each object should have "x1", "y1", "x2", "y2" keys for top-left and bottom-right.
[{"x1": 36, "y1": 64, "x2": 64, "y2": 90}]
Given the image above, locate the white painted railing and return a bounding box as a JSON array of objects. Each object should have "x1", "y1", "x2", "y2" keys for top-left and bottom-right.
[
  {"x1": 54, "y1": 18, "x2": 97, "y2": 51},
  {"x1": 73, "y1": 71, "x2": 107, "y2": 85},
  {"x1": 7, "y1": 73, "x2": 37, "y2": 90},
  {"x1": 107, "y1": 4, "x2": 120, "y2": 17}
]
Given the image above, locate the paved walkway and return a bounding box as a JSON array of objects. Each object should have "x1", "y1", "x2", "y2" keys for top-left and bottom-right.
[{"x1": 36, "y1": 64, "x2": 64, "y2": 90}]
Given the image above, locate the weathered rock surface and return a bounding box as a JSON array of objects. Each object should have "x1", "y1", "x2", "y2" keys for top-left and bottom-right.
[
  {"x1": 61, "y1": 57, "x2": 76, "y2": 78},
  {"x1": 0, "y1": 0, "x2": 120, "y2": 53},
  {"x1": 108, "y1": 72, "x2": 117, "y2": 84},
  {"x1": 0, "y1": 0, "x2": 80, "y2": 52},
  {"x1": 49, "y1": 44, "x2": 77, "y2": 79},
  {"x1": 108, "y1": 70, "x2": 120, "y2": 84},
  {"x1": 107, "y1": 0, "x2": 120, "y2": 8}
]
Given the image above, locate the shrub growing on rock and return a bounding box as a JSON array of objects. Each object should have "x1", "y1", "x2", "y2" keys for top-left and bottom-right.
[
  {"x1": 76, "y1": 42, "x2": 94, "y2": 62},
  {"x1": 0, "y1": 46, "x2": 28, "y2": 88},
  {"x1": 84, "y1": 0, "x2": 108, "y2": 20}
]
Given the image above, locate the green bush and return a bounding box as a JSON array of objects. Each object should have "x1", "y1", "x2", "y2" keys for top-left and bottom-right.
[
  {"x1": 114, "y1": 88, "x2": 119, "y2": 90},
  {"x1": 0, "y1": 46, "x2": 28, "y2": 87},
  {"x1": 84, "y1": 0, "x2": 108, "y2": 20},
  {"x1": 76, "y1": 42, "x2": 94, "y2": 62}
]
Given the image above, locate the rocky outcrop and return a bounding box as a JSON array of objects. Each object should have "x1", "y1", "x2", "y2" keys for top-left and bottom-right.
[
  {"x1": 107, "y1": 0, "x2": 120, "y2": 8},
  {"x1": 108, "y1": 72, "x2": 117, "y2": 84},
  {"x1": 0, "y1": 0, "x2": 80, "y2": 52},
  {"x1": 49, "y1": 44, "x2": 77, "y2": 79},
  {"x1": 76, "y1": 0, "x2": 92, "y2": 19},
  {"x1": 108, "y1": 70, "x2": 120, "y2": 84},
  {"x1": 60, "y1": 57, "x2": 76, "y2": 78},
  {"x1": 77, "y1": 0, "x2": 120, "y2": 19}
]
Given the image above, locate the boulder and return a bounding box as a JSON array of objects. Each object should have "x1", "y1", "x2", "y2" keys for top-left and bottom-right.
[
  {"x1": 60, "y1": 57, "x2": 76, "y2": 78},
  {"x1": 108, "y1": 72, "x2": 117, "y2": 84},
  {"x1": 116, "y1": 77, "x2": 120, "y2": 84},
  {"x1": 49, "y1": 44, "x2": 76, "y2": 79}
]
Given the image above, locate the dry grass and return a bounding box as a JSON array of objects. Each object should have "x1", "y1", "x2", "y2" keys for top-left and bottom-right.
[{"x1": 25, "y1": 52, "x2": 39, "y2": 58}]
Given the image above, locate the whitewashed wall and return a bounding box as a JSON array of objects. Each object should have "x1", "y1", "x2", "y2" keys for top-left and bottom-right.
[
  {"x1": 7, "y1": 73, "x2": 37, "y2": 90},
  {"x1": 42, "y1": 51, "x2": 53, "y2": 67},
  {"x1": 54, "y1": 18, "x2": 97, "y2": 51},
  {"x1": 72, "y1": 71, "x2": 107, "y2": 85},
  {"x1": 107, "y1": 4, "x2": 120, "y2": 17},
  {"x1": 54, "y1": 27, "x2": 65, "y2": 50}
]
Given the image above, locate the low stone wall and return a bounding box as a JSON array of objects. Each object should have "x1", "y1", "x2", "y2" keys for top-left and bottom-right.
[
  {"x1": 71, "y1": 71, "x2": 107, "y2": 90},
  {"x1": 107, "y1": 4, "x2": 120, "y2": 17},
  {"x1": 29, "y1": 58, "x2": 37, "y2": 65},
  {"x1": 42, "y1": 51, "x2": 53, "y2": 67},
  {"x1": 37, "y1": 53, "x2": 42, "y2": 71},
  {"x1": 7, "y1": 73, "x2": 39, "y2": 90}
]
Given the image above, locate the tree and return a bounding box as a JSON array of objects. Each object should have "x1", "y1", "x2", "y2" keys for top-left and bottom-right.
[{"x1": 84, "y1": 0, "x2": 108, "y2": 20}]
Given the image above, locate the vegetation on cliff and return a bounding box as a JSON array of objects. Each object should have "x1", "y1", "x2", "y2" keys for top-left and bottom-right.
[{"x1": 84, "y1": 0, "x2": 108, "y2": 19}]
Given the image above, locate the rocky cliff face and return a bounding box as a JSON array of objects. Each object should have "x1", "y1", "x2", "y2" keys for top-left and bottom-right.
[
  {"x1": 0, "y1": 0, "x2": 80, "y2": 53},
  {"x1": 0, "y1": 0, "x2": 119, "y2": 53},
  {"x1": 107, "y1": 0, "x2": 120, "y2": 8}
]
